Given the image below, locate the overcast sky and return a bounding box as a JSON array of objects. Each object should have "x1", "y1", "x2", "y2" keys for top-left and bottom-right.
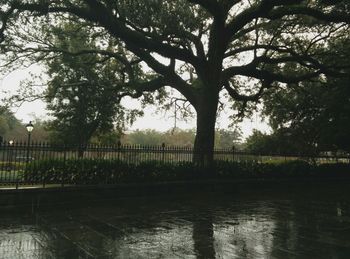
[{"x1": 1, "y1": 66, "x2": 270, "y2": 139}]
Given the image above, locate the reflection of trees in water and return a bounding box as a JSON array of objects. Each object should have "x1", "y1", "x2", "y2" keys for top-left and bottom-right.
[
  {"x1": 269, "y1": 200, "x2": 299, "y2": 257},
  {"x1": 3, "y1": 193, "x2": 348, "y2": 258},
  {"x1": 192, "y1": 214, "x2": 216, "y2": 259},
  {"x1": 0, "y1": 213, "x2": 110, "y2": 258},
  {"x1": 189, "y1": 199, "x2": 277, "y2": 258},
  {"x1": 269, "y1": 199, "x2": 350, "y2": 258},
  {"x1": 107, "y1": 198, "x2": 279, "y2": 258},
  {"x1": 0, "y1": 221, "x2": 73, "y2": 258},
  {"x1": 70, "y1": 204, "x2": 197, "y2": 258},
  {"x1": 212, "y1": 203, "x2": 277, "y2": 258},
  {"x1": 0, "y1": 230, "x2": 42, "y2": 258}
]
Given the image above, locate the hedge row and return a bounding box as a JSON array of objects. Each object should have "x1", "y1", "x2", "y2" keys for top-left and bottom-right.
[{"x1": 23, "y1": 159, "x2": 350, "y2": 185}]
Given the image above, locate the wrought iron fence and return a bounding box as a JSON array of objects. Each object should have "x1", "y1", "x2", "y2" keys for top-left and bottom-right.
[{"x1": 0, "y1": 141, "x2": 349, "y2": 188}]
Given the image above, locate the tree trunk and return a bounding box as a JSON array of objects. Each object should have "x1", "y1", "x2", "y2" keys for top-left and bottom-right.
[
  {"x1": 193, "y1": 89, "x2": 219, "y2": 168},
  {"x1": 78, "y1": 145, "x2": 86, "y2": 158}
]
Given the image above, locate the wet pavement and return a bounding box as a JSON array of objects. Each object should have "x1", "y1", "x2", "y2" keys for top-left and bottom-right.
[{"x1": 0, "y1": 184, "x2": 350, "y2": 258}]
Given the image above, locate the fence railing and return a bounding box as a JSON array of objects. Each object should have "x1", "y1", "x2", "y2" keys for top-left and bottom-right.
[{"x1": 0, "y1": 141, "x2": 349, "y2": 188}]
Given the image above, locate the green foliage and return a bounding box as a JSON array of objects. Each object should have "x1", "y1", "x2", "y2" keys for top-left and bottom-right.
[
  {"x1": 45, "y1": 22, "x2": 143, "y2": 146},
  {"x1": 262, "y1": 75, "x2": 350, "y2": 153},
  {"x1": 316, "y1": 163, "x2": 350, "y2": 177},
  {"x1": 245, "y1": 128, "x2": 316, "y2": 156},
  {"x1": 0, "y1": 161, "x2": 25, "y2": 171},
  {"x1": 0, "y1": 107, "x2": 26, "y2": 141},
  {"x1": 215, "y1": 129, "x2": 242, "y2": 149},
  {"x1": 122, "y1": 128, "x2": 242, "y2": 149},
  {"x1": 123, "y1": 129, "x2": 168, "y2": 146},
  {"x1": 116, "y1": 0, "x2": 209, "y2": 41},
  {"x1": 262, "y1": 35, "x2": 350, "y2": 153},
  {"x1": 123, "y1": 128, "x2": 196, "y2": 146},
  {"x1": 245, "y1": 130, "x2": 271, "y2": 154},
  {"x1": 25, "y1": 159, "x2": 201, "y2": 184},
  {"x1": 2, "y1": 0, "x2": 350, "y2": 165},
  {"x1": 91, "y1": 131, "x2": 123, "y2": 146},
  {"x1": 24, "y1": 158, "x2": 350, "y2": 185}
]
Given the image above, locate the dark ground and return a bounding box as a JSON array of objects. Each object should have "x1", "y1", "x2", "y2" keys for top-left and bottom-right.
[{"x1": 0, "y1": 181, "x2": 349, "y2": 258}]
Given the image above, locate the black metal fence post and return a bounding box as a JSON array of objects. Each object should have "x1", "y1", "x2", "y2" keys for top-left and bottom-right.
[
  {"x1": 117, "y1": 141, "x2": 121, "y2": 162},
  {"x1": 62, "y1": 144, "x2": 67, "y2": 187},
  {"x1": 232, "y1": 145, "x2": 235, "y2": 162},
  {"x1": 2, "y1": 141, "x2": 350, "y2": 189},
  {"x1": 162, "y1": 143, "x2": 165, "y2": 163}
]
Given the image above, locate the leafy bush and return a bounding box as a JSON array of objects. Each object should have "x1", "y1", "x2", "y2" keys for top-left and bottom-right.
[
  {"x1": 316, "y1": 163, "x2": 350, "y2": 177},
  {"x1": 23, "y1": 158, "x2": 350, "y2": 185},
  {"x1": 0, "y1": 161, "x2": 25, "y2": 170}
]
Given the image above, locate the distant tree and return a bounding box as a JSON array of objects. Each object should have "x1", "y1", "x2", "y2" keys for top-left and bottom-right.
[
  {"x1": 245, "y1": 129, "x2": 307, "y2": 155},
  {"x1": 122, "y1": 128, "x2": 196, "y2": 146},
  {"x1": 215, "y1": 129, "x2": 242, "y2": 149},
  {"x1": 245, "y1": 130, "x2": 271, "y2": 154},
  {"x1": 0, "y1": 108, "x2": 24, "y2": 141},
  {"x1": 123, "y1": 128, "x2": 243, "y2": 149},
  {"x1": 45, "y1": 22, "x2": 142, "y2": 150},
  {"x1": 91, "y1": 131, "x2": 123, "y2": 146},
  {"x1": 263, "y1": 37, "x2": 350, "y2": 153},
  {"x1": 163, "y1": 128, "x2": 196, "y2": 147},
  {"x1": 123, "y1": 129, "x2": 166, "y2": 146},
  {"x1": 0, "y1": 106, "x2": 6, "y2": 115}
]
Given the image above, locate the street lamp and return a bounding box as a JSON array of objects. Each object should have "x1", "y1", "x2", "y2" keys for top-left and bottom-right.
[
  {"x1": 26, "y1": 121, "x2": 34, "y2": 136},
  {"x1": 25, "y1": 121, "x2": 34, "y2": 163},
  {"x1": 8, "y1": 140, "x2": 14, "y2": 164},
  {"x1": 231, "y1": 140, "x2": 236, "y2": 162}
]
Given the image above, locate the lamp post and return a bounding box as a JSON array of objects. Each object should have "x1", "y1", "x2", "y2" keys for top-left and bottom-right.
[
  {"x1": 25, "y1": 121, "x2": 34, "y2": 163},
  {"x1": 9, "y1": 140, "x2": 14, "y2": 164},
  {"x1": 232, "y1": 141, "x2": 235, "y2": 162}
]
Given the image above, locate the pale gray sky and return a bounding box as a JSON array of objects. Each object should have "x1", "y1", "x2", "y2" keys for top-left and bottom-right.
[{"x1": 1, "y1": 67, "x2": 270, "y2": 139}]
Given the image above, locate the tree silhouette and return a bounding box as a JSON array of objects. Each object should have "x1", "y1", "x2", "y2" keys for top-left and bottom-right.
[{"x1": 1, "y1": 0, "x2": 349, "y2": 165}]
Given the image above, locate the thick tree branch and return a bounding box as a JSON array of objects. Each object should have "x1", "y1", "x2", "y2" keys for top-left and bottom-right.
[
  {"x1": 0, "y1": 7, "x2": 15, "y2": 43},
  {"x1": 225, "y1": 47, "x2": 346, "y2": 79},
  {"x1": 265, "y1": 6, "x2": 350, "y2": 23},
  {"x1": 82, "y1": 0, "x2": 201, "y2": 66},
  {"x1": 127, "y1": 44, "x2": 197, "y2": 106},
  {"x1": 226, "y1": 0, "x2": 303, "y2": 37},
  {"x1": 222, "y1": 62, "x2": 322, "y2": 84},
  {"x1": 225, "y1": 43, "x2": 293, "y2": 58},
  {"x1": 120, "y1": 77, "x2": 167, "y2": 99},
  {"x1": 224, "y1": 80, "x2": 266, "y2": 102},
  {"x1": 9, "y1": 0, "x2": 201, "y2": 69},
  {"x1": 223, "y1": 79, "x2": 273, "y2": 119},
  {"x1": 186, "y1": 0, "x2": 223, "y2": 19}
]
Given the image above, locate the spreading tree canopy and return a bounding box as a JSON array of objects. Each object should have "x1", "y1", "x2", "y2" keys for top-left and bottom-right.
[
  {"x1": 263, "y1": 36, "x2": 350, "y2": 153},
  {"x1": 1, "y1": 0, "x2": 350, "y2": 165}
]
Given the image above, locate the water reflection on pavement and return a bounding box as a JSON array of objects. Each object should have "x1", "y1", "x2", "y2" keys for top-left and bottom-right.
[{"x1": 0, "y1": 185, "x2": 350, "y2": 258}]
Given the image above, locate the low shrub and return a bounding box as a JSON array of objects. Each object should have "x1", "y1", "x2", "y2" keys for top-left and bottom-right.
[
  {"x1": 0, "y1": 161, "x2": 25, "y2": 171},
  {"x1": 316, "y1": 163, "x2": 350, "y2": 177},
  {"x1": 23, "y1": 158, "x2": 350, "y2": 185}
]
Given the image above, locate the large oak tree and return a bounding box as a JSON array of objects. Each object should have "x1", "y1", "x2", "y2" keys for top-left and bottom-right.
[{"x1": 1, "y1": 0, "x2": 349, "y2": 165}]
